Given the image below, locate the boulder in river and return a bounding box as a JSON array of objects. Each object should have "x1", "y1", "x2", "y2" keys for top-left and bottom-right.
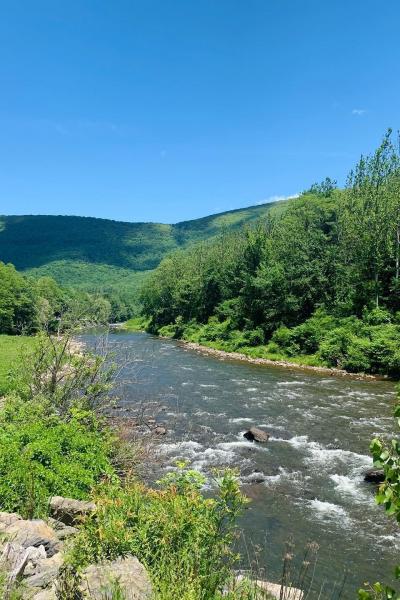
[
  {"x1": 154, "y1": 426, "x2": 167, "y2": 435},
  {"x1": 364, "y1": 468, "x2": 385, "y2": 484},
  {"x1": 243, "y1": 427, "x2": 270, "y2": 443}
]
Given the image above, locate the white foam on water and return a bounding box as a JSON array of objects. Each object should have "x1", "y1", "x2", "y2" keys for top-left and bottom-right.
[
  {"x1": 229, "y1": 417, "x2": 254, "y2": 424},
  {"x1": 181, "y1": 381, "x2": 192, "y2": 386},
  {"x1": 257, "y1": 422, "x2": 286, "y2": 431},
  {"x1": 309, "y1": 499, "x2": 349, "y2": 524},
  {"x1": 283, "y1": 435, "x2": 372, "y2": 468},
  {"x1": 231, "y1": 378, "x2": 251, "y2": 385},
  {"x1": 158, "y1": 440, "x2": 204, "y2": 460},
  {"x1": 263, "y1": 467, "x2": 303, "y2": 486},
  {"x1": 246, "y1": 387, "x2": 258, "y2": 392},
  {"x1": 217, "y1": 440, "x2": 265, "y2": 452},
  {"x1": 276, "y1": 380, "x2": 306, "y2": 386},
  {"x1": 180, "y1": 366, "x2": 194, "y2": 371},
  {"x1": 191, "y1": 446, "x2": 241, "y2": 471},
  {"x1": 193, "y1": 409, "x2": 212, "y2": 417},
  {"x1": 330, "y1": 474, "x2": 366, "y2": 499},
  {"x1": 199, "y1": 384, "x2": 219, "y2": 388}
]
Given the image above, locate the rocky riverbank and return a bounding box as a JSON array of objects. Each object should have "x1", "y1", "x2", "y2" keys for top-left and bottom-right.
[
  {"x1": 0, "y1": 496, "x2": 303, "y2": 600},
  {"x1": 181, "y1": 340, "x2": 380, "y2": 380},
  {"x1": 0, "y1": 497, "x2": 152, "y2": 599}
]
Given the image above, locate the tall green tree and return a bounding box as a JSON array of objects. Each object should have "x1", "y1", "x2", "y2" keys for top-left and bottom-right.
[{"x1": 338, "y1": 130, "x2": 400, "y2": 309}]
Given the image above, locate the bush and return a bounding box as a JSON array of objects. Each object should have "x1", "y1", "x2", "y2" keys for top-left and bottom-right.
[
  {"x1": 0, "y1": 397, "x2": 115, "y2": 518},
  {"x1": 363, "y1": 307, "x2": 392, "y2": 326},
  {"x1": 70, "y1": 466, "x2": 248, "y2": 600}
]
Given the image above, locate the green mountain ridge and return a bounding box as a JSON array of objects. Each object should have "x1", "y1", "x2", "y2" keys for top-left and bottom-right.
[{"x1": 0, "y1": 201, "x2": 280, "y2": 290}]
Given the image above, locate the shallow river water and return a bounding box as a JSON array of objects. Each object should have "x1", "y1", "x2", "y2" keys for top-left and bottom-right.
[{"x1": 84, "y1": 331, "x2": 399, "y2": 598}]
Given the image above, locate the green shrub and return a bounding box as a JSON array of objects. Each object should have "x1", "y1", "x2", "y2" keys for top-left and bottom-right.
[
  {"x1": 69, "y1": 466, "x2": 248, "y2": 600},
  {"x1": 0, "y1": 397, "x2": 115, "y2": 518},
  {"x1": 363, "y1": 307, "x2": 392, "y2": 326}
]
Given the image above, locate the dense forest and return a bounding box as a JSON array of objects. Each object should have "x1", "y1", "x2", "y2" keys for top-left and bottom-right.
[
  {"x1": 0, "y1": 261, "x2": 112, "y2": 334},
  {"x1": 0, "y1": 202, "x2": 280, "y2": 322},
  {"x1": 140, "y1": 131, "x2": 400, "y2": 376}
]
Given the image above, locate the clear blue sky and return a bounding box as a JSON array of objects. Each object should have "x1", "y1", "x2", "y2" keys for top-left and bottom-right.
[{"x1": 1, "y1": 1, "x2": 399, "y2": 223}]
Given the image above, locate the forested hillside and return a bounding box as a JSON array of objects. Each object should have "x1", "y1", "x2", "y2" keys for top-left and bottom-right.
[
  {"x1": 0, "y1": 202, "x2": 278, "y2": 277},
  {"x1": 140, "y1": 131, "x2": 400, "y2": 376},
  {"x1": 0, "y1": 203, "x2": 279, "y2": 319}
]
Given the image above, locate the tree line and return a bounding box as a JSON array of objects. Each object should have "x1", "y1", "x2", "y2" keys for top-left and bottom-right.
[
  {"x1": 140, "y1": 130, "x2": 400, "y2": 375},
  {"x1": 0, "y1": 261, "x2": 112, "y2": 335}
]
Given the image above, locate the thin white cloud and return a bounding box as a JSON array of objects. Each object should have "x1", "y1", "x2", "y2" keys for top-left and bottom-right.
[
  {"x1": 257, "y1": 193, "x2": 299, "y2": 205},
  {"x1": 352, "y1": 108, "x2": 367, "y2": 116}
]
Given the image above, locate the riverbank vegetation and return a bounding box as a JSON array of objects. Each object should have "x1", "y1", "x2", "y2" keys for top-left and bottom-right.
[
  {"x1": 140, "y1": 131, "x2": 400, "y2": 377},
  {"x1": 0, "y1": 315, "x2": 277, "y2": 599}
]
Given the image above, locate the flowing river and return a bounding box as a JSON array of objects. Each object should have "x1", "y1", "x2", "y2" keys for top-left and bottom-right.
[{"x1": 84, "y1": 330, "x2": 398, "y2": 598}]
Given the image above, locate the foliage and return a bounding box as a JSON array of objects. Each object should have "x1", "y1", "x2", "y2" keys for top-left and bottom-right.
[
  {"x1": 0, "y1": 335, "x2": 36, "y2": 395},
  {"x1": 0, "y1": 204, "x2": 280, "y2": 312},
  {"x1": 0, "y1": 260, "x2": 115, "y2": 335},
  {"x1": 358, "y1": 401, "x2": 400, "y2": 599},
  {"x1": 0, "y1": 396, "x2": 115, "y2": 518},
  {"x1": 0, "y1": 262, "x2": 38, "y2": 334},
  {"x1": 8, "y1": 330, "x2": 116, "y2": 417},
  {"x1": 69, "y1": 465, "x2": 248, "y2": 600},
  {"x1": 305, "y1": 176, "x2": 337, "y2": 197},
  {"x1": 141, "y1": 131, "x2": 400, "y2": 376}
]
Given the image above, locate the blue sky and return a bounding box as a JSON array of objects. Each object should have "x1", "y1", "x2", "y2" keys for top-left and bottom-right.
[{"x1": 1, "y1": 1, "x2": 399, "y2": 223}]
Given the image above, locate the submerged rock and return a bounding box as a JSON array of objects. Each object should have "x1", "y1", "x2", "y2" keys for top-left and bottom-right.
[
  {"x1": 364, "y1": 468, "x2": 385, "y2": 483},
  {"x1": 243, "y1": 427, "x2": 270, "y2": 443}
]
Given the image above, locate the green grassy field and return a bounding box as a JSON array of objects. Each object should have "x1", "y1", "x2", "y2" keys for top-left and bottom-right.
[{"x1": 0, "y1": 335, "x2": 35, "y2": 395}]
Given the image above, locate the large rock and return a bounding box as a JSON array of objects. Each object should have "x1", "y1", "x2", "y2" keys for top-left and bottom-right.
[
  {"x1": 235, "y1": 576, "x2": 303, "y2": 599},
  {"x1": 364, "y1": 468, "x2": 385, "y2": 484},
  {"x1": 243, "y1": 427, "x2": 270, "y2": 443},
  {"x1": 24, "y1": 552, "x2": 64, "y2": 589},
  {"x1": 0, "y1": 512, "x2": 22, "y2": 528},
  {"x1": 5, "y1": 520, "x2": 61, "y2": 557},
  {"x1": 49, "y1": 496, "x2": 96, "y2": 526},
  {"x1": 32, "y1": 590, "x2": 57, "y2": 600},
  {"x1": 80, "y1": 556, "x2": 152, "y2": 599},
  {"x1": 255, "y1": 580, "x2": 303, "y2": 599},
  {"x1": 0, "y1": 542, "x2": 47, "y2": 585}
]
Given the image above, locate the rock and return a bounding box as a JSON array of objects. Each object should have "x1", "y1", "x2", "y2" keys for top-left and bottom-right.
[
  {"x1": 243, "y1": 427, "x2": 270, "y2": 443},
  {"x1": 49, "y1": 496, "x2": 96, "y2": 526},
  {"x1": 5, "y1": 520, "x2": 61, "y2": 557},
  {"x1": 154, "y1": 426, "x2": 167, "y2": 435},
  {"x1": 255, "y1": 580, "x2": 303, "y2": 600},
  {"x1": 24, "y1": 552, "x2": 63, "y2": 589},
  {"x1": 0, "y1": 542, "x2": 47, "y2": 590},
  {"x1": 234, "y1": 576, "x2": 303, "y2": 600},
  {"x1": 0, "y1": 512, "x2": 22, "y2": 528},
  {"x1": 32, "y1": 588, "x2": 57, "y2": 600},
  {"x1": 80, "y1": 556, "x2": 152, "y2": 599},
  {"x1": 54, "y1": 525, "x2": 78, "y2": 541},
  {"x1": 364, "y1": 468, "x2": 385, "y2": 483}
]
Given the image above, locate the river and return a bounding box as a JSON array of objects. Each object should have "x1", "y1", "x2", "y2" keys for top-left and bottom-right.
[{"x1": 84, "y1": 330, "x2": 399, "y2": 598}]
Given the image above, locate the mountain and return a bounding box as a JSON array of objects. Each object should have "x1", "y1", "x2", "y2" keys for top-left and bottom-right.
[{"x1": 0, "y1": 201, "x2": 280, "y2": 291}]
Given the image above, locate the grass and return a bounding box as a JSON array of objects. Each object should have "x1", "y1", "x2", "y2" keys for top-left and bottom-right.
[
  {"x1": 120, "y1": 316, "x2": 150, "y2": 331},
  {"x1": 0, "y1": 335, "x2": 36, "y2": 395}
]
